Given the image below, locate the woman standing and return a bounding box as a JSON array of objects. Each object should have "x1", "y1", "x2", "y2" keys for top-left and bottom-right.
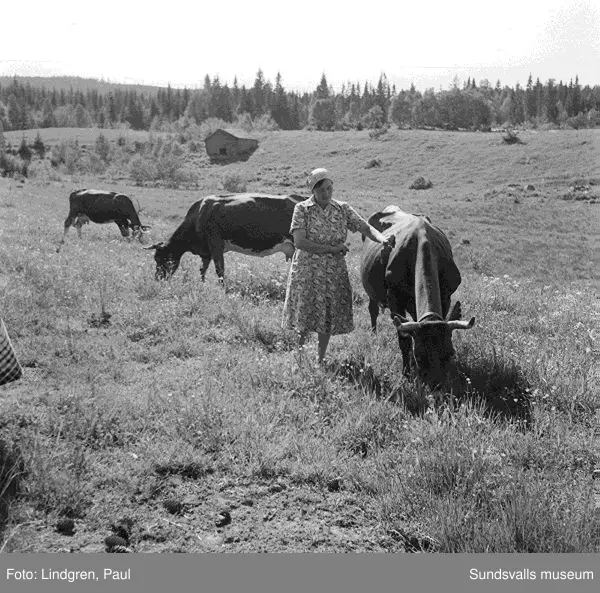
[{"x1": 283, "y1": 168, "x2": 394, "y2": 363}]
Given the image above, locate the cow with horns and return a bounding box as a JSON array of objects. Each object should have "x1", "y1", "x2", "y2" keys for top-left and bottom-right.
[{"x1": 360, "y1": 205, "x2": 475, "y2": 387}]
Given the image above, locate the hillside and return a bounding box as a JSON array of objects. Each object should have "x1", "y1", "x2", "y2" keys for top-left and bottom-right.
[
  {"x1": 0, "y1": 75, "x2": 166, "y2": 94},
  {"x1": 0, "y1": 128, "x2": 598, "y2": 553}
]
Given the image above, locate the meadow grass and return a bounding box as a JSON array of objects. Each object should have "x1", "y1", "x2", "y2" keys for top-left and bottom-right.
[{"x1": 0, "y1": 128, "x2": 598, "y2": 552}]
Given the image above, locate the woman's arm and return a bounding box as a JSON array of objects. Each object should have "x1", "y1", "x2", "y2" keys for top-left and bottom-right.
[
  {"x1": 292, "y1": 229, "x2": 348, "y2": 255},
  {"x1": 356, "y1": 220, "x2": 391, "y2": 245}
]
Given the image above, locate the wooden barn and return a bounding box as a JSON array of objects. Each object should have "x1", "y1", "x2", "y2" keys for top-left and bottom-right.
[{"x1": 204, "y1": 129, "x2": 259, "y2": 162}]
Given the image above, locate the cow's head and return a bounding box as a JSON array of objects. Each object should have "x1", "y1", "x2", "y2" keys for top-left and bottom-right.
[
  {"x1": 132, "y1": 225, "x2": 152, "y2": 242},
  {"x1": 144, "y1": 242, "x2": 180, "y2": 280},
  {"x1": 392, "y1": 302, "x2": 475, "y2": 387}
]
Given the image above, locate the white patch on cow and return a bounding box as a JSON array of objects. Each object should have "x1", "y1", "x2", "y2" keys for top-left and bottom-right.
[{"x1": 223, "y1": 239, "x2": 294, "y2": 259}]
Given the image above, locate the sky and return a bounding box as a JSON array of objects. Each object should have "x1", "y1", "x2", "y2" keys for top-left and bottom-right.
[{"x1": 1, "y1": 0, "x2": 599, "y2": 92}]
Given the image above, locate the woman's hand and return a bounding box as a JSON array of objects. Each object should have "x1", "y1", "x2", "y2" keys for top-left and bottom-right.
[
  {"x1": 331, "y1": 243, "x2": 350, "y2": 255},
  {"x1": 382, "y1": 237, "x2": 395, "y2": 253}
]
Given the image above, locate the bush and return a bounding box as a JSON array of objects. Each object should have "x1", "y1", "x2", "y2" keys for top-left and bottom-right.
[
  {"x1": 32, "y1": 132, "x2": 46, "y2": 158},
  {"x1": 27, "y1": 158, "x2": 62, "y2": 182},
  {"x1": 156, "y1": 154, "x2": 188, "y2": 188},
  {"x1": 17, "y1": 137, "x2": 33, "y2": 162},
  {"x1": 129, "y1": 155, "x2": 157, "y2": 186},
  {"x1": 221, "y1": 173, "x2": 247, "y2": 192},
  {"x1": 309, "y1": 99, "x2": 336, "y2": 131},
  {"x1": 253, "y1": 114, "x2": 280, "y2": 132},
  {"x1": 50, "y1": 140, "x2": 83, "y2": 173},
  {"x1": 94, "y1": 133, "x2": 111, "y2": 161},
  {"x1": 369, "y1": 124, "x2": 390, "y2": 140},
  {"x1": 566, "y1": 113, "x2": 589, "y2": 130},
  {"x1": 81, "y1": 152, "x2": 107, "y2": 175},
  {"x1": 0, "y1": 152, "x2": 28, "y2": 177}
]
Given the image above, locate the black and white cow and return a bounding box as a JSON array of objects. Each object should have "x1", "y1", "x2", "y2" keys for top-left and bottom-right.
[
  {"x1": 57, "y1": 189, "x2": 150, "y2": 252},
  {"x1": 146, "y1": 193, "x2": 307, "y2": 281}
]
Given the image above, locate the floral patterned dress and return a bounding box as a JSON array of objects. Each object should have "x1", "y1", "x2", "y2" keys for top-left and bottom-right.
[{"x1": 282, "y1": 197, "x2": 366, "y2": 335}]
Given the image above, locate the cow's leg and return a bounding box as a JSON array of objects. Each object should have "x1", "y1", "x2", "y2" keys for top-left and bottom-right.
[
  {"x1": 206, "y1": 228, "x2": 225, "y2": 284},
  {"x1": 200, "y1": 257, "x2": 211, "y2": 282},
  {"x1": 74, "y1": 217, "x2": 85, "y2": 238},
  {"x1": 116, "y1": 221, "x2": 130, "y2": 239},
  {"x1": 388, "y1": 289, "x2": 414, "y2": 376},
  {"x1": 368, "y1": 298, "x2": 379, "y2": 332},
  {"x1": 57, "y1": 214, "x2": 77, "y2": 252}
]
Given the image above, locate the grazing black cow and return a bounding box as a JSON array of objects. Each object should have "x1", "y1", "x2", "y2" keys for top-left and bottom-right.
[
  {"x1": 57, "y1": 189, "x2": 150, "y2": 252},
  {"x1": 360, "y1": 205, "x2": 475, "y2": 386},
  {"x1": 146, "y1": 193, "x2": 307, "y2": 281}
]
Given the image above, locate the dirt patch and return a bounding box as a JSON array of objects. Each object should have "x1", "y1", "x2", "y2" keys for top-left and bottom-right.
[{"x1": 7, "y1": 473, "x2": 406, "y2": 553}]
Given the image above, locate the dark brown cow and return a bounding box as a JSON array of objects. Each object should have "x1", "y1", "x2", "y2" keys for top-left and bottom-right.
[
  {"x1": 57, "y1": 189, "x2": 150, "y2": 252},
  {"x1": 146, "y1": 193, "x2": 307, "y2": 281},
  {"x1": 360, "y1": 205, "x2": 475, "y2": 386}
]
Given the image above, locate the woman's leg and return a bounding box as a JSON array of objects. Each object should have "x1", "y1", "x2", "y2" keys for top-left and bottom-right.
[{"x1": 317, "y1": 333, "x2": 331, "y2": 363}]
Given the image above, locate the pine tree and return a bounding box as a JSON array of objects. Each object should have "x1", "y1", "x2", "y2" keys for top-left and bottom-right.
[
  {"x1": 315, "y1": 74, "x2": 330, "y2": 100},
  {"x1": 252, "y1": 69, "x2": 266, "y2": 117},
  {"x1": 272, "y1": 72, "x2": 290, "y2": 129}
]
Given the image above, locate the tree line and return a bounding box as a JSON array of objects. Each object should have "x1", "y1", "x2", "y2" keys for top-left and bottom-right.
[{"x1": 0, "y1": 71, "x2": 599, "y2": 134}]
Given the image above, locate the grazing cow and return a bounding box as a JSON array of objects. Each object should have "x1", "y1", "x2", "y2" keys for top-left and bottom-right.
[
  {"x1": 57, "y1": 189, "x2": 150, "y2": 252},
  {"x1": 360, "y1": 205, "x2": 475, "y2": 386},
  {"x1": 146, "y1": 193, "x2": 307, "y2": 281}
]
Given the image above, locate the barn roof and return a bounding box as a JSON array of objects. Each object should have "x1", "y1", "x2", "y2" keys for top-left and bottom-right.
[{"x1": 207, "y1": 128, "x2": 257, "y2": 141}]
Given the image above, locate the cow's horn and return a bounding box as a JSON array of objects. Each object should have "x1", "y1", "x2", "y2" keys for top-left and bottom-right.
[
  {"x1": 143, "y1": 242, "x2": 163, "y2": 251},
  {"x1": 447, "y1": 317, "x2": 476, "y2": 331},
  {"x1": 392, "y1": 315, "x2": 420, "y2": 334},
  {"x1": 446, "y1": 301, "x2": 462, "y2": 321}
]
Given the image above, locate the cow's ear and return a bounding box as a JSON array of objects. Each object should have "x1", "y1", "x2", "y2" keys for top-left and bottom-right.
[
  {"x1": 392, "y1": 314, "x2": 420, "y2": 335},
  {"x1": 367, "y1": 211, "x2": 394, "y2": 233},
  {"x1": 446, "y1": 301, "x2": 462, "y2": 321}
]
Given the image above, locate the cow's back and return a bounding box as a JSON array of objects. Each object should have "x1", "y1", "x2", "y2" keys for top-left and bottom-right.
[
  {"x1": 196, "y1": 194, "x2": 305, "y2": 249},
  {"x1": 361, "y1": 208, "x2": 460, "y2": 303}
]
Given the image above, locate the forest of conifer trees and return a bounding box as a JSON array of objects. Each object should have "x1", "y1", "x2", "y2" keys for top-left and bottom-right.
[{"x1": 0, "y1": 70, "x2": 599, "y2": 134}]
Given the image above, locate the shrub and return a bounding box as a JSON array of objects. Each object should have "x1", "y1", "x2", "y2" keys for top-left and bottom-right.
[
  {"x1": 253, "y1": 114, "x2": 280, "y2": 132},
  {"x1": 94, "y1": 133, "x2": 111, "y2": 161},
  {"x1": 50, "y1": 140, "x2": 83, "y2": 173},
  {"x1": 566, "y1": 113, "x2": 589, "y2": 130},
  {"x1": 17, "y1": 137, "x2": 33, "y2": 162},
  {"x1": 369, "y1": 124, "x2": 390, "y2": 140},
  {"x1": 129, "y1": 155, "x2": 157, "y2": 186},
  {"x1": 81, "y1": 152, "x2": 107, "y2": 175},
  {"x1": 27, "y1": 158, "x2": 62, "y2": 182},
  {"x1": 156, "y1": 154, "x2": 187, "y2": 188},
  {"x1": 32, "y1": 132, "x2": 46, "y2": 158},
  {"x1": 0, "y1": 152, "x2": 28, "y2": 177},
  {"x1": 221, "y1": 173, "x2": 247, "y2": 192},
  {"x1": 363, "y1": 106, "x2": 386, "y2": 130},
  {"x1": 309, "y1": 99, "x2": 336, "y2": 131}
]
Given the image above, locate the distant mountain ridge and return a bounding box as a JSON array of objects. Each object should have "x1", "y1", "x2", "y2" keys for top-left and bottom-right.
[{"x1": 0, "y1": 75, "x2": 172, "y2": 94}]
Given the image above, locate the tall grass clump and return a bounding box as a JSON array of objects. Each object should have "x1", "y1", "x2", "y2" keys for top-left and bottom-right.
[
  {"x1": 0, "y1": 439, "x2": 24, "y2": 528},
  {"x1": 221, "y1": 173, "x2": 247, "y2": 193}
]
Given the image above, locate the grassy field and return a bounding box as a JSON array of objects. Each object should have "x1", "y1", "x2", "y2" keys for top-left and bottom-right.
[
  {"x1": 0, "y1": 128, "x2": 598, "y2": 553},
  {"x1": 3, "y1": 127, "x2": 157, "y2": 147}
]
